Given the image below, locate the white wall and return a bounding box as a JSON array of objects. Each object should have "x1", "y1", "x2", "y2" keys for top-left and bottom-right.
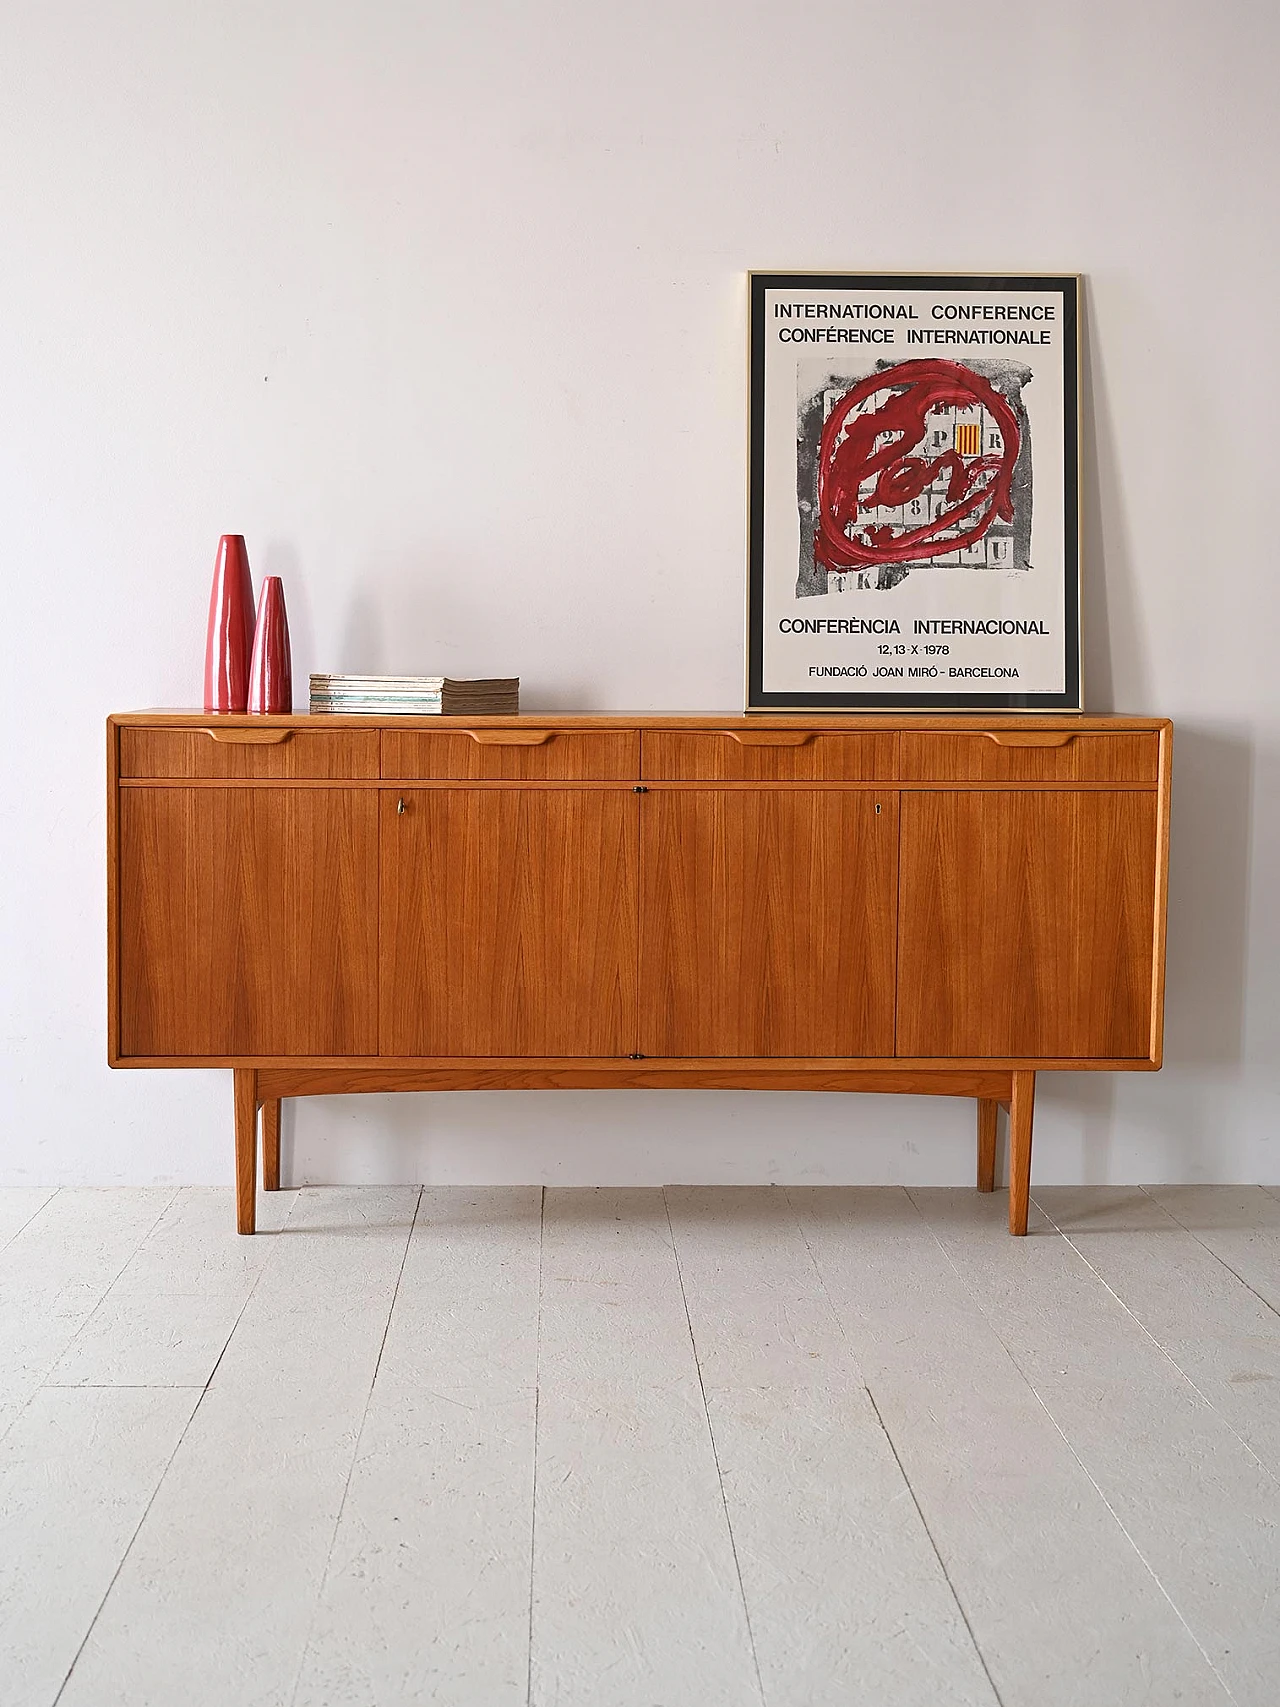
[{"x1": 2, "y1": 0, "x2": 1276, "y2": 1188}]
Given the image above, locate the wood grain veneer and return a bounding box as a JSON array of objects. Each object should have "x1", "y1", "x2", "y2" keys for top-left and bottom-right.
[
  {"x1": 381, "y1": 729, "x2": 638, "y2": 780},
  {"x1": 111, "y1": 712, "x2": 1169, "y2": 731},
  {"x1": 642, "y1": 730, "x2": 898, "y2": 781},
  {"x1": 640, "y1": 788, "x2": 898, "y2": 1058},
  {"x1": 896, "y1": 790, "x2": 1159, "y2": 1059},
  {"x1": 118, "y1": 786, "x2": 378, "y2": 1056},
  {"x1": 380, "y1": 787, "x2": 638, "y2": 1056},
  {"x1": 977, "y1": 1100, "x2": 998, "y2": 1192},
  {"x1": 107, "y1": 712, "x2": 1172, "y2": 1235},
  {"x1": 120, "y1": 727, "x2": 379, "y2": 779},
  {"x1": 234, "y1": 1068, "x2": 257, "y2": 1235},
  {"x1": 1008, "y1": 1072, "x2": 1036, "y2": 1235},
  {"x1": 900, "y1": 731, "x2": 1158, "y2": 784},
  {"x1": 257, "y1": 1067, "x2": 1016, "y2": 1098},
  {"x1": 112, "y1": 1052, "x2": 1164, "y2": 1073},
  {"x1": 261, "y1": 1098, "x2": 281, "y2": 1191},
  {"x1": 1149, "y1": 724, "x2": 1174, "y2": 1068}
]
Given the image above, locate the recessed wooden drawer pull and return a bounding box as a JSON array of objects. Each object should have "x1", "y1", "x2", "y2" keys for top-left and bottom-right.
[
  {"x1": 467, "y1": 730, "x2": 554, "y2": 746},
  {"x1": 985, "y1": 732, "x2": 1076, "y2": 749},
  {"x1": 726, "y1": 731, "x2": 813, "y2": 747},
  {"x1": 202, "y1": 728, "x2": 294, "y2": 746}
]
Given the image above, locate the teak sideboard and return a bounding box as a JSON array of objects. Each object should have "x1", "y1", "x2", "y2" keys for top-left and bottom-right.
[{"x1": 107, "y1": 713, "x2": 1172, "y2": 1235}]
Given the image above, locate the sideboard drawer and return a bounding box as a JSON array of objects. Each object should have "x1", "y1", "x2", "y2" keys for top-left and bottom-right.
[
  {"x1": 119, "y1": 727, "x2": 380, "y2": 779},
  {"x1": 642, "y1": 730, "x2": 897, "y2": 781},
  {"x1": 381, "y1": 728, "x2": 639, "y2": 780},
  {"x1": 900, "y1": 731, "x2": 1160, "y2": 784}
]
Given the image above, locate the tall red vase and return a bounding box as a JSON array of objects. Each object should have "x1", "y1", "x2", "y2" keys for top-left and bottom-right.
[
  {"x1": 246, "y1": 576, "x2": 293, "y2": 713},
  {"x1": 203, "y1": 535, "x2": 255, "y2": 712}
]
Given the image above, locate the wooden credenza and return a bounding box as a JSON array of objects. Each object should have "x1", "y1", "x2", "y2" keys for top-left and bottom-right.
[{"x1": 107, "y1": 713, "x2": 1172, "y2": 1235}]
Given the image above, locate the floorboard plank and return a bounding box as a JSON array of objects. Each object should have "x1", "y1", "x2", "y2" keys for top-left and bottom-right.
[
  {"x1": 56, "y1": 1187, "x2": 420, "y2": 1707},
  {"x1": 666, "y1": 1186, "x2": 997, "y2": 1707},
  {"x1": 794, "y1": 1187, "x2": 1230, "y2": 1707},
  {"x1": 1035, "y1": 1186, "x2": 1280, "y2": 1476},
  {"x1": 1144, "y1": 1185, "x2": 1280, "y2": 1313},
  {"x1": 292, "y1": 1187, "x2": 542, "y2": 1707},
  {"x1": 0, "y1": 1188, "x2": 57, "y2": 1251},
  {"x1": 0, "y1": 1386, "x2": 198, "y2": 1707},
  {"x1": 10, "y1": 1183, "x2": 1280, "y2": 1707},
  {"x1": 0, "y1": 1189, "x2": 176, "y2": 1443},
  {"x1": 49, "y1": 1187, "x2": 299, "y2": 1389},
  {"x1": 914, "y1": 1188, "x2": 1280, "y2": 1707},
  {"x1": 531, "y1": 1187, "x2": 760, "y2": 1707}
]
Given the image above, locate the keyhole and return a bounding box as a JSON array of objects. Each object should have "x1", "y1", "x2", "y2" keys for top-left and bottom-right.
[{"x1": 875, "y1": 802, "x2": 881, "y2": 814}]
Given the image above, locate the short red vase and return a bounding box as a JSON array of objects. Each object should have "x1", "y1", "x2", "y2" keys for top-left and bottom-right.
[
  {"x1": 247, "y1": 576, "x2": 293, "y2": 713},
  {"x1": 203, "y1": 535, "x2": 255, "y2": 712}
]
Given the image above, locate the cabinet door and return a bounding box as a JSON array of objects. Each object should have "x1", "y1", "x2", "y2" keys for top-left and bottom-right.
[
  {"x1": 897, "y1": 790, "x2": 1158, "y2": 1059},
  {"x1": 640, "y1": 790, "x2": 899, "y2": 1058},
  {"x1": 118, "y1": 788, "x2": 378, "y2": 1056},
  {"x1": 381, "y1": 789, "x2": 638, "y2": 1057}
]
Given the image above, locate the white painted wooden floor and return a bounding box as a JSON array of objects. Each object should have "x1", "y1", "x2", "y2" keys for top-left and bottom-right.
[{"x1": 2, "y1": 1185, "x2": 1279, "y2": 1706}]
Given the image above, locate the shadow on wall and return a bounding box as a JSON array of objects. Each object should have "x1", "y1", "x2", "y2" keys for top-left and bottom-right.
[
  {"x1": 1004, "y1": 722, "x2": 1256, "y2": 1182},
  {"x1": 1044, "y1": 717, "x2": 1260, "y2": 1175},
  {"x1": 1078, "y1": 287, "x2": 1148, "y2": 717},
  {"x1": 279, "y1": 1089, "x2": 974, "y2": 1190},
  {"x1": 1161, "y1": 725, "x2": 1253, "y2": 1072},
  {"x1": 1043, "y1": 291, "x2": 1259, "y2": 1179},
  {"x1": 338, "y1": 575, "x2": 600, "y2": 711},
  {"x1": 337, "y1": 586, "x2": 385, "y2": 674}
]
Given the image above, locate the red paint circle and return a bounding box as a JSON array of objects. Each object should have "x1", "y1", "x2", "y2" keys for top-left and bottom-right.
[{"x1": 815, "y1": 359, "x2": 1021, "y2": 571}]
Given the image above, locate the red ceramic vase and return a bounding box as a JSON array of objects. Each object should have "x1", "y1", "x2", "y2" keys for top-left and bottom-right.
[
  {"x1": 203, "y1": 535, "x2": 255, "y2": 712},
  {"x1": 247, "y1": 576, "x2": 293, "y2": 713}
]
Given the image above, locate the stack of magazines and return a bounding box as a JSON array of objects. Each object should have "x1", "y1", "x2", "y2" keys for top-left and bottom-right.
[{"x1": 310, "y1": 674, "x2": 520, "y2": 715}]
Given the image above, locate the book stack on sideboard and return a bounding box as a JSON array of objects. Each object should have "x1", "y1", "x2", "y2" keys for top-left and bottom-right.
[{"x1": 309, "y1": 675, "x2": 519, "y2": 715}]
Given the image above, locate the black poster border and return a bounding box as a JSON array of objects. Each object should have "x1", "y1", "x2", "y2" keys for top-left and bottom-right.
[{"x1": 746, "y1": 271, "x2": 1081, "y2": 713}]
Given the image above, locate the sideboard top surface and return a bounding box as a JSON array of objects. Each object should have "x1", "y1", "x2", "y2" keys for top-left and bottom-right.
[{"x1": 109, "y1": 711, "x2": 1172, "y2": 732}]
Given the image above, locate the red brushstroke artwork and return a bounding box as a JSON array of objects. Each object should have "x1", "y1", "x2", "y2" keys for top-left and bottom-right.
[{"x1": 815, "y1": 359, "x2": 1021, "y2": 572}]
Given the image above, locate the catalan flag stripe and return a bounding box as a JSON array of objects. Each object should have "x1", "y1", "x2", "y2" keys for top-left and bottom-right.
[{"x1": 955, "y1": 423, "x2": 981, "y2": 455}]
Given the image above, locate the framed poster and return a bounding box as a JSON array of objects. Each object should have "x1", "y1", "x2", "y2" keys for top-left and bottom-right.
[{"x1": 747, "y1": 272, "x2": 1081, "y2": 712}]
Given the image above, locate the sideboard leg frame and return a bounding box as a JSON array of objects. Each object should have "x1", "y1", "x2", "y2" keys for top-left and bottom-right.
[
  {"x1": 1008, "y1": 1071, "x2": 1036, "y2": 1236},
  {"x1": 261, "y1": 1098, "x2": 281, "y2": 1191},
  {"x1": 234, "y1": 1069, "x2": 258, "y2": 1235},
  {"x1": 976, "y1": 1099, "x2": 999, "y2": 1193}
]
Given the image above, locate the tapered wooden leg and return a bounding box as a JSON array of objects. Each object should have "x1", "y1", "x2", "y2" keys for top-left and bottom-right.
[
  {"x1": 234, "y1": 1069, "x2": 258, "y2": 1235},
  {"x1": 1008, "y1": 1070, "x2": 1036, "y2": 1236},
  {"x1": 261, "y1": 1098, "x2": 281, "y2": 1191},
  {"x1": 976, "y1": 1099, "x2": 998, "y2": 1192}
]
